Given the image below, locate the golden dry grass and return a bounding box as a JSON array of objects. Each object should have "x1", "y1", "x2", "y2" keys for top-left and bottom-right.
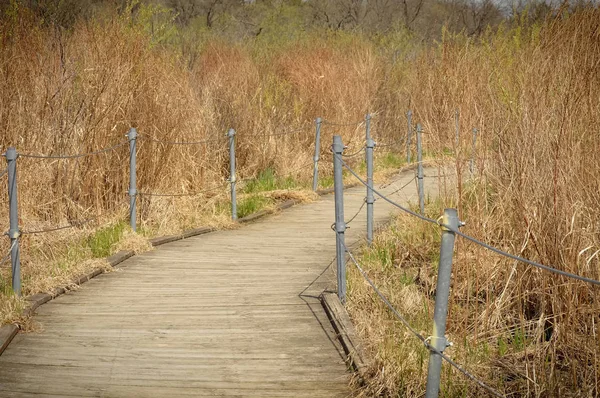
[
  {"x1": 0, "y1": 4, "x2": 598, "y2": 396},
  {"x1": 347, "y1": 8, "x2": 600, "y2": 397}
]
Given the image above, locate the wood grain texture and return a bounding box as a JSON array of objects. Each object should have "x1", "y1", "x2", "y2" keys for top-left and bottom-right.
[
  {"x1": 321, "y1": 292, "x2": 368, "y2": 375},
  {"x1": 0, "y1": 168, "x2": 437, "y2": 397},
  {"x1": 0, "y1": 324, "x2": 18, "y2": 356}
]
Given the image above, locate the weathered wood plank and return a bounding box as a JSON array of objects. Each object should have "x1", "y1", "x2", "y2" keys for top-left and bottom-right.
[{"x1": 0, "y1": 168, "x2": 437, "y2": 396}]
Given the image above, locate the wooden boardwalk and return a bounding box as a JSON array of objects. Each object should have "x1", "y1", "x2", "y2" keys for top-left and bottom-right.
[{"x1": 0, "y1": 169, "x2": 436, "y2": 397}]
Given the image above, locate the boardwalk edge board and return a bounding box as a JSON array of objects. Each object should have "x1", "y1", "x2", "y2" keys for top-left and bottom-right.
[
  {"x1": 0, "y1": 186, "x2": 350, "y2": 356},
  {"x1": 320, "y1": 292, "x2": 369, "y2": 377}
]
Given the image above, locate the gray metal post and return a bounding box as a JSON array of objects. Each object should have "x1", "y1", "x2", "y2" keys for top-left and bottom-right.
[
  {"x1": 406, "y1": 110, "x2": 413, "y2": 164},
  {"x1": 127, "y1": 128, "x2": 137, "y2": 232},
  {"x1": 416, "y1": 123, "x2": 425, "y2": 215},
  {"x1": 365, "y1": 114, "x2": 375, "y2": 246},
  {"x1": 6, "y1": 147, "x2": 21, "y2": 296},
  {"x1": 228, "y1": 128, "x2": 237, "y2": 221},
  {"x1": 425, "y1": 208, "x2": 459, "y2": 398},
  {"x1": 470, "y1": 128, "x2": 478, "y2": 174},
  {"x1": 332, "y1": 135, "x2": 346, "y2": 303},
  {"x1": 455, "y1": 109, "x2": 459, "y2": 150},
  {"x1": 312, "y1": 117, "x2": 322, "y2": 191}
]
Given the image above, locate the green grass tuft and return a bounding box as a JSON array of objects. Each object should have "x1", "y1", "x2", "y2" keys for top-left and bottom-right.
[
  {"x1": 236, "y1": 195, "x2": 274, "y2": 219},
  {"x1": 243, "y1": 167, "x2": 299, "y2": 194},
  {"x1": 87, "y1": 222, "x2": 127, "y2": 258}
]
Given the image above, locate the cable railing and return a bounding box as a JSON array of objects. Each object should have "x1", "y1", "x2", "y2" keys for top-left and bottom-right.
[
  {"x1": 137, "y1": 182, "x2": 228, "y2": 198},
  {"x1": 341, "y1": 240, "x2": 504, "y2": 398},
  {"x1": 21, "y1": 218, "x2": 96, "y2": 235},
  {"x1": 136, "y1": 132, "x2": 221, "y2": 146},
  {"x1": 1, "y1": 107, "x2": 593, "y2": 395},
  {"x1": 2, "y1": 113, "x2": 403, "y2": 296},
  {"x1": 338, "y1": 155, "x2": 600, "y2": 287},
  {"x1": 19, "y1": 140, "x2": 129, "y2": 159},
  {"x1": 251, "y1": 124, "x2": 312, "y2": 139},
  {"x1": 322, "y1": 119, "x2": 365, "y2": 127},
  {"x1": 325, "y1": 123, "x2": 600, "y2": 396}
]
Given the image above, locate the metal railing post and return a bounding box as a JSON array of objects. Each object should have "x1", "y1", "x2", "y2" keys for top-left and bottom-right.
[
  {"x1": 332, "y1": 135, "x2": 346, "y2": 303},
  {"x1": 127, "y1": 128, "x2": 137, "y2": 232},
  {"x1": 470, "y1": 127, "x2": 478, "y2": 174},
  {"x1": 228, "y1": 128, "x2": 237, "y2": 221},
  {"x1": 6, "y1": 147, "x2": 21, "y2": 296},
  {"x1": 425, "y1": 208, "x2": 460, "y2": 398},
  {"x1": 312, "y1": 117, "x2": 322, "y2": 191},
  {"x1": 416, "y1": 123, "x2": 425, "y2": 215},
  {"x1": 406, "y1": 110, "x2": 413, "y2": 164},
  {"x1": 365, "y1": 114, "x2": 375, "y2": 246}
]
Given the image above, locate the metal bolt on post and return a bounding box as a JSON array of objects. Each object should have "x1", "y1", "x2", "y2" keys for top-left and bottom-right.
[
  {"x1": 312, "y1": 117, "x2": 322, "y2": 191},
  {"x1": 416, "y1": 123, "x2": 425, "y2": 215},
  {"x1": 365, "y1": 113, "x2": 375, "y2": 246},
  {"x1": 406, "y1": 110, "x2": 413, "y2": 164},
  {"x1": 228, "y1": 128, "x2": 237, "y2": 221},
  {"x1": 470, "y1": 128, "x2": 478, "y2": 174},
  {"x1": 425, "y1": 208, "x2": 460, "y2": 398},
  {"x1": 332, "y1": 135, "x2": 347, "y2": 303},
  {"x1": 127, "y1": 128, "x2": 137, "y2": 232},
  {"x1": 6, "y1": 147, "x2": 21, "y2": 296}
]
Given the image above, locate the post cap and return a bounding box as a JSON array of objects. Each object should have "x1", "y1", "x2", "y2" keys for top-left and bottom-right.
[
  {"x1": 226, "y1": 128, "x2": 236, "y2": 137},
  {"x1": 127, "y1": 128, "x2": 137, "y2": 140}
]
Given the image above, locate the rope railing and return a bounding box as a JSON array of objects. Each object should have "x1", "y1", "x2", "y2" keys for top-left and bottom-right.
[
  {"x1": 235, "y1": 162, "x2": 314, "y2": 189},
  {"x1": 137, "y1": 132, "x2": 223, "y2": 146},
  {"x1": 337, "y1": 154, "x2": 600, "y2": 287},
  {"x1": 137, "y1": 182, "x2": 227, "y2": 198},
  {"x1": 341, "y1": 147, "x2": 365, "y2": 158},
  {"x1": 21, "y1": 218, "x2": 96, "y2": 235},
  {"x1": 386, "y1": 175, "x2": 417, "y2": 197},
  {"x1": 322, "y1": 119, "x2": 365, "y2": 127},
  {"x1": 251, "y1": 125, "x2": 312, "y2": 139},
  {"x1": 19, "y1": 140, "x2": 129, "y2": 159},
  {"x1": 341, "y1": 241, "x2": 505, "y2": 398},
  {"x1": 0, "y1": 239, "x2": 17, "y2": 267},
  {"x1": 344, "y1": 199, "x2": 367, "y2": 227}
]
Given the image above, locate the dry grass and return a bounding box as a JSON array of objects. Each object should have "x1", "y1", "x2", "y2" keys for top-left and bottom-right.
[
  {"x1": 347, "y1": 8, "x2": 600, "y2": 397},
  {"x1": 0, "y1": 5, "x2": 386, "y2": 321},
  {"x1": 0, "y1": 4, "x2": 598, "y2": 396}
]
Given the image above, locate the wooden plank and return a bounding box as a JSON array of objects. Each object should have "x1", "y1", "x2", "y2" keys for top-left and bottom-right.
[
  {"x1": 0, "y1": 324, "x2": 18, "y2": 356},
  {"x1": 0, "y1": 169, "x2": 438, "y2": 396},
  {"x1": 106, "y1": 250, "x2": 135, "y2": 267},
  {"x1": 322, "y1": 292, "x2": 369, "y2": 375}
]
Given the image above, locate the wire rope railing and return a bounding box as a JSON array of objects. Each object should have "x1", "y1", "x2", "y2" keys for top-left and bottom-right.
[
  {"x1": 337, "y1": 154, "x2": 600, "y2": 287},
  {"x1": 0, "y1": 239, "x2": 18, "y2": 267},
  {"x1": 251, "y1": 124, "x2": 312, "y2": 139},
  {"x1": 136, "y1": 132, "x2": 223, "y2": 146},
  {"x1": 341, "y1": 240, "x2": 505, "y2": 398},
  {"x1": 137, "y1": 182, "x2": 228, "y2": 198},
  {"x1": 322, "y1": 119, "x2": 365, "y2": 127},
  {"x1": 19, "y1": 140, "x2": 129, "y2": 160},
  {"x1": 21, "y1": 218, "x2": 96, "y2": 235}
]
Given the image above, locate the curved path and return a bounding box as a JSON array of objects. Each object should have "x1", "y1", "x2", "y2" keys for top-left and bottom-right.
[{"x1": 0, "y1": 168, "x2": 436, "y2": 397}]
